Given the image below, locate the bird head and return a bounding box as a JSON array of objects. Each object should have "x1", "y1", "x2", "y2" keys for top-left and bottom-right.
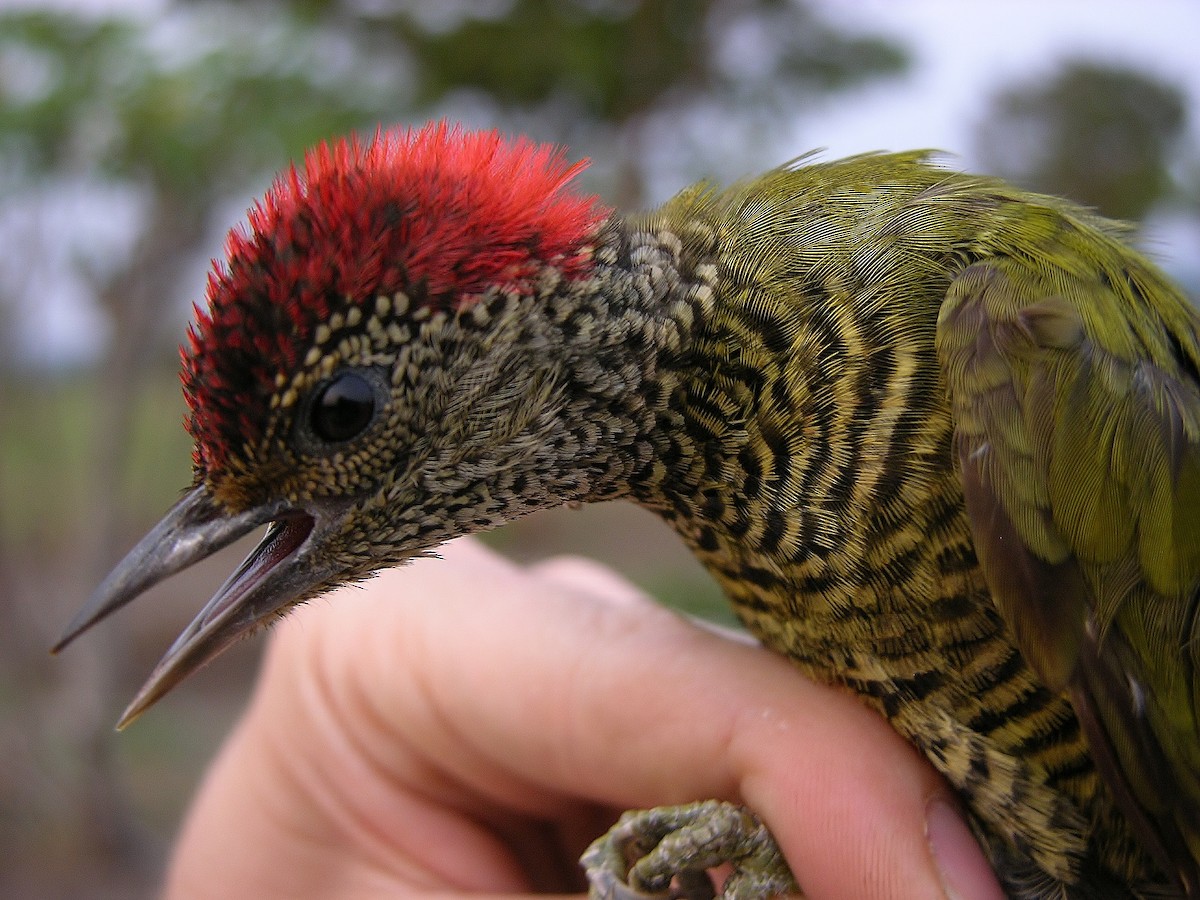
[{"x1": 55, "y1": 123, "x2": 618, "y2": 725}]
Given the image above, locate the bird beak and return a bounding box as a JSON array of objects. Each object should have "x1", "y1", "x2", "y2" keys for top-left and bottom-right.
[{"x1": 54, "y1": 485, "x2": 321, "y2": 728}]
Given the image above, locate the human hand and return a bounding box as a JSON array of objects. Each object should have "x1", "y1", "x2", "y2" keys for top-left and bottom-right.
[{"x1": 164, "y1": 537, "x2": 1003, "y2": 899}]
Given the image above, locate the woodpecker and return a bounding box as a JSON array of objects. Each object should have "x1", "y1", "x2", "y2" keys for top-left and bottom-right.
[{"x1": 57, "y1": 122, "x2": 1200, "y2": 899}]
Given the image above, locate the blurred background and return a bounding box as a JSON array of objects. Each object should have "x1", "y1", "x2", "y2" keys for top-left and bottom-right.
[{"x1": 1, "y1": 0, "x2": 1198, "y2": 895}]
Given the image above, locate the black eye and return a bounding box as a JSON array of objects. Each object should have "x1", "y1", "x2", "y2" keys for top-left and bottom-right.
[{"x1": 310, "y1": 371, "x2": 376, "y2": 443}]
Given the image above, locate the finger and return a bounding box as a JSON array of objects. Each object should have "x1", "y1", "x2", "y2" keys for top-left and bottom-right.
[
  {"x1": 528, "y1": 553, "x2": 652, "y2": 606},
  {"x1": 278, "y1": 538, "x2": 1001, "y2": 899}
]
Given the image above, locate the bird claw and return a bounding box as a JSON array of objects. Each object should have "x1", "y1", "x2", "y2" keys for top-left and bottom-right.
[
  {"x1": 581, "y1": 800, "x2": 798, "y2": 900},
  {"x1": 584, "y1": 865, "x2": 715, "y2": 900}
]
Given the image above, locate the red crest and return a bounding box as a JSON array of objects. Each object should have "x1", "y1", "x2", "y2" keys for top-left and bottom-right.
[{"x1": 182, "y1": 122, "x2": 607, "y2": 477}]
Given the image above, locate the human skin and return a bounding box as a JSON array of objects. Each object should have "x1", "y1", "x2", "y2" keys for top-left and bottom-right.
[{"x1": 164, "y1": 537, "x2": 1003, "y2": 900}]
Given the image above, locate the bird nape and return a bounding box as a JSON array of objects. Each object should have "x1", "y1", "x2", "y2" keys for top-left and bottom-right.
[{"x1": 55, "y1": 121, "x2": 1200, "y2": 900}]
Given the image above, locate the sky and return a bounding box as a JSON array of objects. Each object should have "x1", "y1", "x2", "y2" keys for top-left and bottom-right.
[
  {"x1": 3, "y1": 0, "x2": 1199, "y2": 367},
  {"x1": 799, "y1": 0, "x2": 1200, "y2": 283},
  {"x1": 805, "y1": 0, "x2": 1200, "y2": 161},
  {"x1": 813, "y1": 0, "x2": 1200, "y2": 289}
]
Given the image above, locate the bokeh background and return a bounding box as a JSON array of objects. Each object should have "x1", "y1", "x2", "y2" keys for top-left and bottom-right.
[{"x1": 1, "y1": 0, "x2": 1198, "y2": 896}]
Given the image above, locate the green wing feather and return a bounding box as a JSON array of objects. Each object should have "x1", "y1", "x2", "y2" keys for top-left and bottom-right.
[{"x1": 935, "y1": 212, "x2": 1200, "y2": 893}]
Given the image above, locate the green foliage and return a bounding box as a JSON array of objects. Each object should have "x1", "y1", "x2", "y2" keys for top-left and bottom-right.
[
  {"x1": 975, "y1": 60, "x2": 1189, "y2": 221},
  {"x1": 0, "y1": 372, "x2": 192, "y2": 541},
  {"x1": 0, "y1": 7, "x2": 395, "y2": 197},
  {"x1": 230, "y1": 0, "x2": 907, "y2": 164},
  {"x1": 388, "y1": 0, "x2": 907, "y2": 121}
]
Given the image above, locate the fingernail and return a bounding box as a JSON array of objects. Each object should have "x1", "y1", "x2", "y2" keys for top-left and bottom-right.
[{"x1": 926, "y1": 797, "x2": 1005, "y2": 900}]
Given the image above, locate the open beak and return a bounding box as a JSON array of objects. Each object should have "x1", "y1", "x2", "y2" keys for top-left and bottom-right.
[{"x1": 54, "y1": 485, "x2": 323, "y2": 728}]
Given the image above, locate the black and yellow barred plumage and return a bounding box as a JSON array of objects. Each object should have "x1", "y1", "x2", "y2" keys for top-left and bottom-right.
[
  {"x1": 62, "y1": 130, "x2": 1200, "y2": 898},
  {"x1": 597, "y1": 153, "x2": 1198, "y2": 896}
]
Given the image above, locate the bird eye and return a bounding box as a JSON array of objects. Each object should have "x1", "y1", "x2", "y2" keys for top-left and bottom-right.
[{"x1": 310, "y1": 371, "x2": 376, "y2": 443}]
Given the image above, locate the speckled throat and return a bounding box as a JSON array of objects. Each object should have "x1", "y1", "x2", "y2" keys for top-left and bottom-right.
[{"x1": 573, "y1": 186, "x2": 1166, "y2": 896}]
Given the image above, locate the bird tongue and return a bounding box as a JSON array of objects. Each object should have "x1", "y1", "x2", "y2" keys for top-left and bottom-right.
[{"x1": 196, "y1": 514, "x2": 314, "y2": 630}]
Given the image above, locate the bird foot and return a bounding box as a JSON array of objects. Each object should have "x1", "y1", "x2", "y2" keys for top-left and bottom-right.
[{"x1": 581, "y1": 800, "x2": 798, "y2": 900}]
